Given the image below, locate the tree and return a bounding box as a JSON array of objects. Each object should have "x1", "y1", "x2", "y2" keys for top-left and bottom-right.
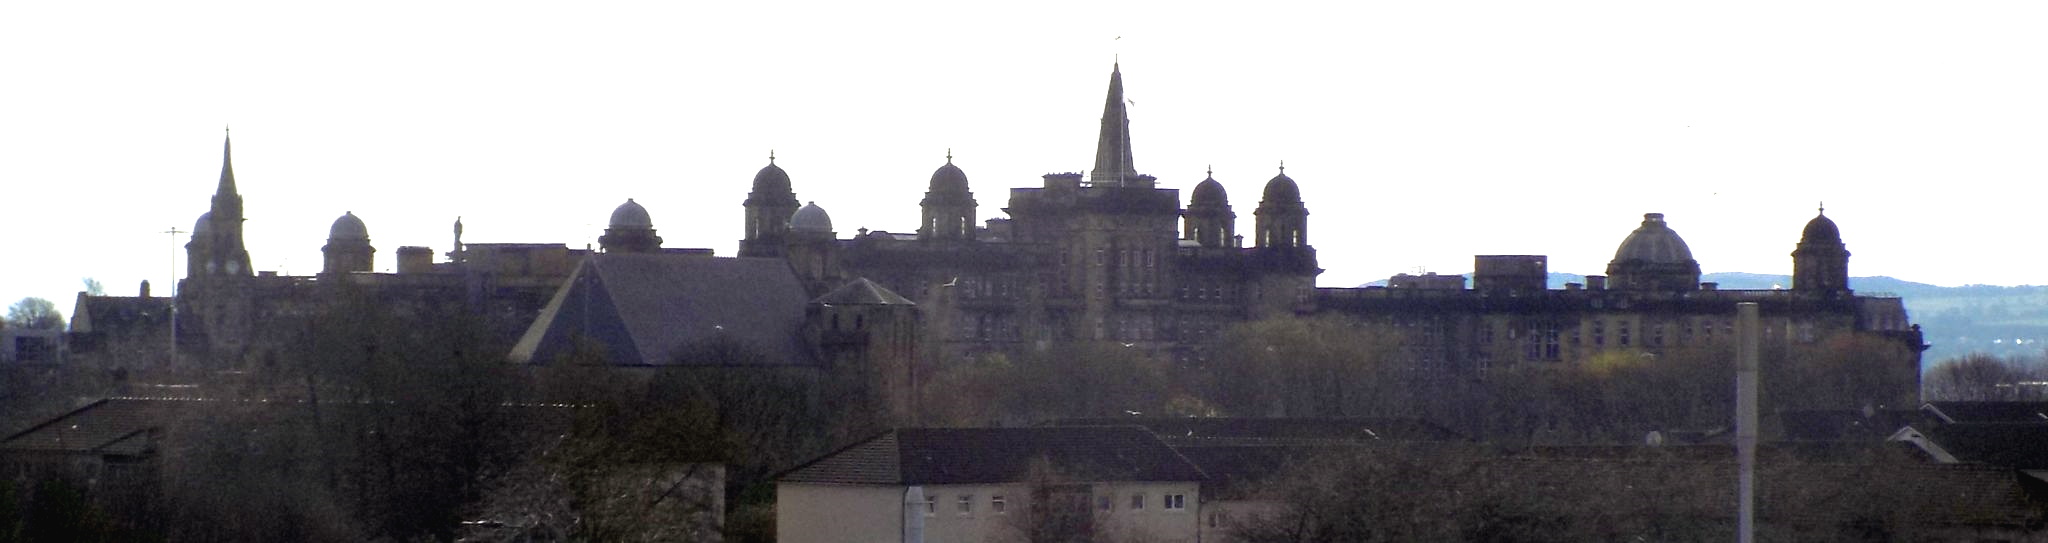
[
  {"x1": 81, "y1": 277, "x2": 104, "y2": 296},
  {"x1": 6, "y1": 297, "x2": 64, "y2": 330},
  {"x1": 1207, "y1": 315, "x2": 1407, "y2": 418},
  {"x1": 1925, "y1": 353, "x2": 2022, "y2": 401}
]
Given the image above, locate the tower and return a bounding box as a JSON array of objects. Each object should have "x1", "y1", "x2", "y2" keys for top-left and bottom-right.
[
  {"x1": 1253, "y1": 164, "x2": 1308, "y2": 249},
  {"x1": 1185, "y1": 169, "x2": 1235, "y2": 248},
  {"x1": 919, "y1": 153, "x2": 976, "y2": 241},
  {"x1": 321, "y1": 211, "x2": 374, "y2": 274},
  {"x1": 1090, "y1": 63, "x2": 1146, "y2": 187},
  {"x1": 1792, "y1": 206, "x2": 1851, "y2": 292},
  {"x1": 186, "y1": 131, "x2": 252, "y2": 277},
  {"x1": 599, "y1": 198, "x2": 663, "y2": 253},
  {"x1": 741, "y1": 154, "x2": 799, "y2": 258}
]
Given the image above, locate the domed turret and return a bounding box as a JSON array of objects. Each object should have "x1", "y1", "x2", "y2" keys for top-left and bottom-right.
[
  {"x1": 929, "y1": 161, "x2": 970, "y2": 195},
  {"x1": 1792, "y1": 206, "x2": 1851, "y2": 292},
  {"x1": 192, "y1": 211, "x2": 214, "y2": 236},
  {"x1": 753, "y1": 162, "x2": 792, "y2": 196},
  {"x1": 600, "y1": 198, "x2": 662, "y2": 253},
  {"x1": 322, "y1": 211, "x2": 375, "y2": 275},
  {"x1": 609, "y1": 198, "x2": 652, "y2": 229},
  {"x1": 919, "y1": 153, "x2": 977, "y2": 241},
  {"x1": 791, "y1": 201, "x2": 834, "y2": 234},
  {"x1": 1801, "y1": 212, "x2": 1841, "y2": 244},
  {"x1": 741, "y1": 153, "x2": 801, "y2": 257},
  {"x1": 1192, "y1": 176, "x2": 1229, "y2": 207},
  {"x1": 1185, "y1": 171, "x2": 1236, "y2": 248},
  {"x1": 328, "y1": 211, "x2": 369, "y2": 241},
  {"x1": 1261, "y1": 172, "x2": 1301, "y2": 204},
  {"x1": 1605, "y1": 213, "x2": 1702, "y2": 291},
  {"x1": 1253, "y1": 163, "x2": 1308, "y2": 249}
]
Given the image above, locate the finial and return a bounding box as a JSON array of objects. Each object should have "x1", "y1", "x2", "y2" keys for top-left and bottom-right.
[
  {"x1": 946, "y1": 148, "x2": 953, "y2": 163},
  {"x1": 1818, "y1": 201, "x2": 1825, "y2": 215},
  {"x1": 1279, "y1": 160, "x2": 1285, "y2": 173},
  {"x1": 769, "y1": 149, "x2": 776, "y2": 164},
  {"x1": 1206, "y1": 164, "x2": 1213, "y2": 178}
]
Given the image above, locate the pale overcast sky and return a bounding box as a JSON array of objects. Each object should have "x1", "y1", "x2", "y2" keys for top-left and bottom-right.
[{"x1": 3, "y1": 2, "x2": 2044, "y2": 310}]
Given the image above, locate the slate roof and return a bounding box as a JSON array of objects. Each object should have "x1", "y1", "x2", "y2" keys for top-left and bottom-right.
[
  {"x1": 1495, "y1": 457, "x2": 2045, "y2": 528},
  {"x1": 70, "y1": 294, "x2": 171, "y2": 335},
  {"x1": 509, "y1": 254, "x2": 813, "y2": 366},
  {"x1": 779, "y1": 426, "x2": 1205, "y2": 486},
  {"x1": 0, "y1": 398, "x2": 192, "y2": 456},
  {"x1": 1903, "y1": 423, "x2": 2048, "y2": 469},
  {"x1": 1047, "y1": 416, "x2": 1465, "y2": 444},
  {"x1": 1924, "y1": 401, "x2": 2048, "y2": 424},
  {"x1": 811, "y1": 277, "x2": 914, "y2": 306},
  {"x1": 1778, "y1": 409, "x2": 1936, "y2": 442}
]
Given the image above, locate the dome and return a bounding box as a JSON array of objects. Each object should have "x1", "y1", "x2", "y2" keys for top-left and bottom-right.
[
  {"x1": 1261, "y1": 172, "x2": 1300, "y2": 203},
  {"x1": 1612, "y1": 213, "x2": 1695, "y2": 264},
  {"x1": 192, "y1": 212, "x2": 213, "y2": 235},
  {"x1": 790, "y1": 201, "x2": 833, "y2": 233},
  {"x1": 328, "y1": 211, "x2": 369, "y2": 241},
  {"x1": 1192, "y1": 176, "x2": 1228, "y2": 206},
  {"x1": 752, "y1": 161, "x2": 792, "y2": 195},
  {"x1": 929, "y1": 161, "x2": 970, "y2": 194},
  {"x1": 609, "y1": 198, "x2": 653, "y2": 229},
  {"x1": 1801, "y1": 210, "x2": 1841, "y2": 243}
]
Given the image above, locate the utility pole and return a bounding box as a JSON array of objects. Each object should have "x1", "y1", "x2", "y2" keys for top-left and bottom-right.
[
  {"x1": 1736, "y1": 302, "x2": 1760, "y2": 543},
  {"x1": 164, "y1": 227, "x2": 185, "y2": 365}
]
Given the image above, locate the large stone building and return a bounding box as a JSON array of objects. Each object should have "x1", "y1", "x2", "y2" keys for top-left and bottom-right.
[{"x1": 134, "y1": 64, "x2": 1918, "y2": 408}]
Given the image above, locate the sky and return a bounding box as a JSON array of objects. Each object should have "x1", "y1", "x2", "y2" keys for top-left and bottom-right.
[{"x1": 4, "y1": 1, "x2": 2045, "y2": 312}]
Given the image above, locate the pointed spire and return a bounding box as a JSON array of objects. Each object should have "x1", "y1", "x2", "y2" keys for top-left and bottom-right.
[
  {"x1": 217, "y1": 127, "x2": 237, "y2": 195},
  {"x1": 1090, "y1": 63, "x2": 1136, "y2": 184}
]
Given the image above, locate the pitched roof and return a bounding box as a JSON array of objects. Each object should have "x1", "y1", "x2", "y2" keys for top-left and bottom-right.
[
  {"x1": 811, "y1": 277, "x2": 914, "y2": 306},
  {"x1": 779, "y1": 426, "x2": 1205, "y2": 486},
  {"x1": 0, "y1": 398, "x2": 190, "y2": 456},
  {"x1": 510, "y1": 254, "x2": 813, "y2": 366},
  {"x1": 1899, "y1": 423, "x2": 2048, "y2": 469},
  {"x1": 1778, "y1": 409, "x2": 1935, "y2": 442},
  {"x1": 1047, "y1": 416, "x2": 1465, "y2": 444},
  {"x1": 70, "y1": 294, "x2": 171, "y2": 335},
  {"x1": 1924, "y1": 401, "x2": 2048, "y2": 424}
]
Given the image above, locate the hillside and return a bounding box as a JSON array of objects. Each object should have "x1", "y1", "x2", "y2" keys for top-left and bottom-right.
[{"x1": 1354, "y1": 273, "x2": 2046, "y2": 366}]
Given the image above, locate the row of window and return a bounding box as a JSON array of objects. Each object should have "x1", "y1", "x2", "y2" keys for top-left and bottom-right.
[{"x1": 922, "y1": 492, "x2": 1187, "y2": 517}]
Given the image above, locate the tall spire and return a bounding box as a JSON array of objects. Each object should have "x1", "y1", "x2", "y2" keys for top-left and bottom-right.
[
  {"x1": 1090, "y1": 63, "x2": 1136, "y2": 184},
  {"x1": 218, "y1": 127, "x2": 236, "y2": 195}
]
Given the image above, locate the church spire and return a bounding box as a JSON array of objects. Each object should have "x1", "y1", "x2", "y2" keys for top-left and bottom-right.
[
  {"x1": 218, "y1": 127, "x2": 236, "y2": 195},
  {"x1": 1090, "y1": 63, "x2": 1136, "y2": 185}
]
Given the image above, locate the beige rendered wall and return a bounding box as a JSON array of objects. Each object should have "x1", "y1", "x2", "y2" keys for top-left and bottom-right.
[{"x1": 776, "y1": 483, "x2": 905, "y2": 543}]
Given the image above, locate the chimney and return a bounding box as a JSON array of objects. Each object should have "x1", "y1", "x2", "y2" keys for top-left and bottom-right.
[
  {"x1": 139, "y1": 280, "x2": 151, "y2": 298},
  {"x1": 1701, "y1": 282, "x2": 1719, "y2": 291},
  {"x1": 1586, "y1": 275, "x2": 1607, "y2": 290},
  {"x1": 397, "y1": 246, "x2": 435, "y2": 274}
]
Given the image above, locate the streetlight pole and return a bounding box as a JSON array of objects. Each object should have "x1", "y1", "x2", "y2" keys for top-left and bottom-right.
[{"x1": 164, "y1": 227, "x2": 185, "y2": 365}]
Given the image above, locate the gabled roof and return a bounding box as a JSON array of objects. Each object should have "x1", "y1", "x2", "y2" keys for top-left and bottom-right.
[
  {"x1": 810, "y1": 277, "x2": 914, "y2": 306},
  {"x1": 70, "y1": 294, "x2": 171, "y2": 334},
  {"x1": 779, "y1": 426, "x2": 1205, "y2": 486},
  {"x1": 1047, "y1": 416, "x2": 1465, "y2": 444},
  {"x1": 1893, "y1": 422, "x2": 2048, "y2": 469},
  {"x1": 1923, "y1": 401, "x2": 2048, "y2": 424},
  {"x1": 509, "y1": 253, "x2": 813, "y2": 366}
]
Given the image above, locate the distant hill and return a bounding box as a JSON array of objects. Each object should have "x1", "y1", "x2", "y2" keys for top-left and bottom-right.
[{"x1": 1354, "y1": 272, "x2": 2045, "y2": 366}]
